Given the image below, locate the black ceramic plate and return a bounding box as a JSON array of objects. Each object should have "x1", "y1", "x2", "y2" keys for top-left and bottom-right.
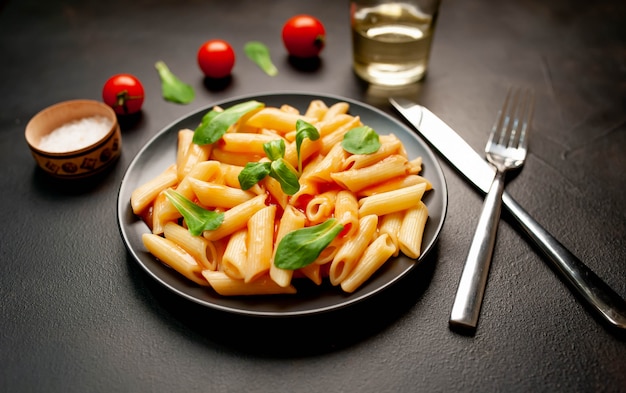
[{"x1": 117, "y1": 92, "x2": 447, "y2": 317}]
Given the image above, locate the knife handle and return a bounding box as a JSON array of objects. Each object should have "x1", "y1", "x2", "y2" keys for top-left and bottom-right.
[
  {"x1": 502, "y1": 191, "x2": 626, "y2": 329},
  {"x1": 449, "y1": 171, "x2": 506, "y2": 329}
]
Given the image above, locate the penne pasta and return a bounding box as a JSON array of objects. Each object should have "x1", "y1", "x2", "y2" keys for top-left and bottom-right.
[
  {"x1": 305, "y1": 190, "x2": 338, "y2": 224},
  {"x1": 202, "y1": 194, "x2": 267, "y2": 241},
  {"x1": 163, "y1": 222, "x2": 218, "y2": 271},
  {"x1": 358, "y1": 182, "x2": 427, "y2": 217},
  {"x1": 142, "y1": 233, "x2": 208, "y2": 286},
  {"x1": 398, "y1": 201, "x2": 429, "y2": 259},
  {"x1": 331, "y1": 155, "x2": 409, "y2": 193},
  {"x1": 221, "y1": 228, "x2": 247, "y2": 280},
  {"x1": 270, "y1": 205, "x2": 306, "y2": 287},
  {"x1": 131, "y1": 164, "x2": 178, "y2": 214},
  {"x1": 244, "y1": 205, "x2": 277, "y2": 283},
  {"x1": 189, "y1": 178, "x2": 256, "y2": 209},
  {"x1": 341, "y1": 234, "x2": 396, "y2": 293},
  {"x1": 220, "y1": 133, "x2": 282, "y2": 155},
  {"x1": 130, "y1": 98, "x2": 433, "y2": 296},
  {"x1": 245, "y1": 107, "x2": 317, "y2": 134},
  {"x1": 202, "y1": 271, "x2": 297, "y2": 296},
  {"x1": 329, "y1": 214, "x2": 378, "y2": 286},
  {"x1": 334, "y1": 190, "x2": 359, "y2": 239}
]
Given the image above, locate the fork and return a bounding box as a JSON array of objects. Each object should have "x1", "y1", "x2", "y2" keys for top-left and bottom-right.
[{"x1": 449, "y1": 87, "x2": 535, "y2": 330}]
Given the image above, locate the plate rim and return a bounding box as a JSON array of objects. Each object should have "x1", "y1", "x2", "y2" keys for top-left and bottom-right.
[{"x1": 117, "y1": 91, "x2": 448, "y2": 317}]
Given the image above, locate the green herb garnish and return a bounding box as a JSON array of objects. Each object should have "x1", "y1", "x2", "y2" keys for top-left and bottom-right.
[
  {"x1": 341, "y1": 126, "x2": 381, "y2": 154},
  {"x1": 193, "y1": 100, "x2": 264, "y2": 145},
  {"x1": 155, "y1": 61, "x2": 195, "y2": 104},
  {"x1": 238, "y1": 139, "x2": 300, "y2": 195},
  {"x1": 244, "y1": 41, "x2": 278, "y2": 76},
  {"x1": 295, "y1": 119, "x2": 320, "y2": 173},
  {"x1": 164, "y1": 189, "x2": 224, "y2": 236},
  {"x1": 274, "y1": 218, "x2": 344, "y2": 270}
]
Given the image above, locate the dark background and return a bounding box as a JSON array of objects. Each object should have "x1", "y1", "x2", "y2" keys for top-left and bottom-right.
[{"x1": 1, "y1": 0, "x2": 625, "y2": 392}]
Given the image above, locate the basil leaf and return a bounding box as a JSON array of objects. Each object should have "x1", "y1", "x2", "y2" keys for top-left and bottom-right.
[
  {"x1": 263, "y1": 138, "x2": 286, "y2": 161},
  {"x1": 269, "y1": 158, "x2": 300, "y2": 195},
  {"x1": 164, "y1": 189, "x2": 224, "y2": 236},
  {"x1": 274, "y1": 218, "x2": 344, "y2": 270},
  {"x1": 244, "y1": 41, "x2": 278, "y2": 76},
  {"x1": 238, "y1": 162, "x2": 271, "y2": 190},
  {"x1": 341, "y1": 126, "x2": 381, "y2": 154},
  {"x1": 193, "y1": 100, "x2": 264, "y2": 145},
  {"x1": 155, "y1": 61, "x2": 195, "y2": 104},
  {"x1": 295, "y1": 119, "x2": 320, "y2": 173}
]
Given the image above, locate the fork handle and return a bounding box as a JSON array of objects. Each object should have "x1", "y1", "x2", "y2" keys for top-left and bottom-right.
[
  {"x1": 450, "y1": 170, "x2": 507, "y2": 329},
  {"x1": 502, "y1": 192, "x2": 626, "y2": 329}
]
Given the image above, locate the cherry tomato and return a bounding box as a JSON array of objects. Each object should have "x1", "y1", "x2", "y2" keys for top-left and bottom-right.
[
  {"x1": 282, "y1": 15, "x2": 326, "y2": 58},
  {"x1": 102, "y1": 74, "x2": 145, "y2": 115},
  {"x1": 197, "y1": 39, "x2": 236, "y2": 78}
]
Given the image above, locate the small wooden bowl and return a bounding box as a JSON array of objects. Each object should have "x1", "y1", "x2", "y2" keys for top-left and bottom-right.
[{"x1": 25, "y1": 99, "x2": 122, "y2": 179}]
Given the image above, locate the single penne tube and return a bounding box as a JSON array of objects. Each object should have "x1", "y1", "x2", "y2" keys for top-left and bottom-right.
[
  {"x1": 220, "y1": 228, "x2": 247, "y2": 280},
  {"x1": 262, "y1": 176, "x2": 289, "y2": 210},
  {"x1": 203, "y1": 194, "x2": 267, "y2": 241},
  {"x1": 304, "y1": 99, "x2": 328, "y2": 120},
  {"x1": 142, "y1": 233, "x2": 208, "y2": 286},
  {"x1": 357, "y1": 174, "x2": 432, "y2": 197},
  {"x1": 220, "y1": 133, "x2": 282, "y2": 155},
  {"x1": 305, "y1": 190, "x2": 338, "y2": 224},
  {"x1": 176, "y1": 129, "x2": 194, "y2": 169},
  {"x1": 407, "y1": 156, "x2": 423, "y2": 175},
  {"x1": 319, "y1": 116, "x2": 362, "y2": 155},
  {"x1": 316, "y1": 113, "x2": 355, "y2": 137},
  {"x1": 131, "y1": 164, "x2": 178, "y2": 214},
  {"x1": 398, "y1": 201, "x2": 429, "y2": 259},
  {"x1": 151, "y1": 191, "x2": 170, "y2": 235},
  {"x1": 279, "y1": 104, "x2": 300, "y2": 114},
  {"x1": 202, "y1": 271, "x2": 297, "y2": 296},
  {"x1": 331, "y1": 155, "x2": 409, "y2": 193},
  {"x1": 304, "y1": 142, "x2": 348, "y2": 183},
  {"x1": 321, "y1": 102, "x2": 350, "y2": 121},
  {"x1": 189, "y1": 178, "x2": 256, "y2": 209},
  {"x1": 177, "y1": 142, "x2": 212, "y2": 181},
  {"x1": 358, "y1": 183, "x2": 427, "y2": 217},
  {"x1": 378, "y1": 211, "x2": 403, "y2": 257},
  {"x1": 342, "y1": 135, "x2": 403, "y2": 170},
  {"x1": 269, "y1": 205, "x2": 306, "y2": 287},
  {"x1": 329, "y1": 214, "x2": 378, "y2": 286},
  {"x1": 163, "y1": 222, "x2": 219, "y2": 271},
  {"x1": 334, "y1": 190, "x2": 359, "y2": 238},
  {"x1": 211, "y1": 148, "x2": 263, "y2": 167},
  {"x1": 245, "y1": 107, "x2": 317, "y2": 134},
  {"x1": 341, "y1": 233, "x2": 396, "y2": 293},
  {"x1": 244, "y1": 205, "x2": 277, "y2": 283}
]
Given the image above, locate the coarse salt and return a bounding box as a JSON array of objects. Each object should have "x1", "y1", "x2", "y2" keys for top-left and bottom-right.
[{"x1": 38, "y1": 115, "x2": 113, "y2": 153}]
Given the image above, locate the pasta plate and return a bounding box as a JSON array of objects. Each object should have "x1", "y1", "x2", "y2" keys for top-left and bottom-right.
[{"x1": 117, "y1": 92, "x2": 447, "y2": 317}]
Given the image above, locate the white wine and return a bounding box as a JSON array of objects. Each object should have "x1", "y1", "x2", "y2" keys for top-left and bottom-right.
[{"x1": 352, "y1": 3, "x2": 436, "y2": 86}]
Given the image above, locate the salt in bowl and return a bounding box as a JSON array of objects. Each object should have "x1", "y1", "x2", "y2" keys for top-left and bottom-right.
[{"x1": 25, "y1": 99, "x2": 122, "y2": 179}]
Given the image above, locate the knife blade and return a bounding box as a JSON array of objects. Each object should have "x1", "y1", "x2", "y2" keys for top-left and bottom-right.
[{"x1": 389, "y1": 97, "x2": 626, "y2": 330}]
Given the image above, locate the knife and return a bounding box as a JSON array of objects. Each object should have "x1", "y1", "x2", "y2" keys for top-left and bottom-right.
[{"x1": 389, "y1": 97, "x2": 626, "y2": 330}]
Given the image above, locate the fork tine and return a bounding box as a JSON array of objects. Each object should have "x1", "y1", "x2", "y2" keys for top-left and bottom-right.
[
  {"x1": 487, "y1": 87, "x2": 513, "y2": 149},
  {"x1": 517, "y1": 88, "x2": 534, "y2": 151}
]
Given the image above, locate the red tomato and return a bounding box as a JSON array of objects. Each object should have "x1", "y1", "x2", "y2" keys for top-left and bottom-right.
[
  {"x1": 102, "y1": 74, "x2": 145, "y2": 115},
  {"x1": 282, "y1": 15, "x2": 326, "y2": 58},
  {"x1": 197, "y1": 39, "x2": 236, "y2": 78}
]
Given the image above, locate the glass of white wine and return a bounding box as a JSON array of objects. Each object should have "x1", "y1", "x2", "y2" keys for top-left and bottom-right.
[{"x1": 351, "y1": 0, "x2": 441, "y2": 86}]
